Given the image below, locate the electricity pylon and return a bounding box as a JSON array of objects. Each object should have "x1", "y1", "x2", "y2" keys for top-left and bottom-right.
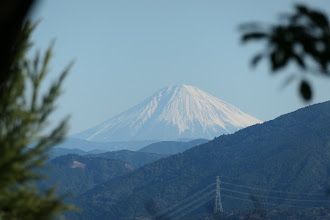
[{"x1": 214, "y1": 176, "x2": 223, "y2": 213}]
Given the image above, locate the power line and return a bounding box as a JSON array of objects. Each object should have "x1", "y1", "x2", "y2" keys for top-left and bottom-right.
[
  {"x1": 172, "y1": 194, "x2": 214, "y2": 220},
  {"x1": 152, "y1": 183, "x2": 215, "y2": 219},
  {"x1": 221, "y1": 187, "x2": 330, "y2": 203},
  {"x1": 221, "y1": 194, "x2": 325, "y2": 209},
  {"x1": 221, "y1": 181, "x2": 326, "y2": 196},
  {"x1": 166, "y1": 190, "x2": 215, "y2": 219},
  {"x1": 152, "y1": 178, "x2": 328, "y2": 220}
]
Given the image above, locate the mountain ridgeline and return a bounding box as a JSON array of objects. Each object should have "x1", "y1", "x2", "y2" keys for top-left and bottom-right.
[
  {"x1": 73, "y1": 85, "x2": 261, "y2": 142},
  {"x1": 42, "y1": 139, "x2": 211, "y2": 197},
  {"x1": 69, "y1": 101, "x2": 330, "y2": 219},
  {"x1": 87, "y1": 150, "x2": 167, "y2": 168},
  {"x1": 54, "y1": 138, "x2": 158, "y2": 152},
  {"x1": 42, "y1": 139, "x2": 210, "y2": 201},
  {"x1": 39, "y1": 154, "x2": 134, "y2": 195},
  {"x1": 138, "y1": 139, "x2": 209, "y2": 155}
]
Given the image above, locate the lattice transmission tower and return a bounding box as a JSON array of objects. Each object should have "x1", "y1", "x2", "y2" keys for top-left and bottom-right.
[{"x1": 214, "y1": 176, "x2": 223, "y2": 213}]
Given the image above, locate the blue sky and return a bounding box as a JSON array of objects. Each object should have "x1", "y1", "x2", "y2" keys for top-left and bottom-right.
[{"x1": 30, "y1": 0, "x2": 330, "y2": 134}]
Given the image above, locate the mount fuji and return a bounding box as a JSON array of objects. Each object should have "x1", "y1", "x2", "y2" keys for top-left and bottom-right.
[{"x1": 73, "y1": 85, "x2": 262, "y2": 142}]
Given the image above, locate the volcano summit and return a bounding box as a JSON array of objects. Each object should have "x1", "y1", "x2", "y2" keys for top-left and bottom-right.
[{"x1": 74, "y1": 85, "x2": 262, "y2": 141}]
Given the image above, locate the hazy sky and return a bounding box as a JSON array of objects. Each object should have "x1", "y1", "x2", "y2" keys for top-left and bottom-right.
[{"x1": 30, "y1": 0, "x2": 330, "y2": 134}]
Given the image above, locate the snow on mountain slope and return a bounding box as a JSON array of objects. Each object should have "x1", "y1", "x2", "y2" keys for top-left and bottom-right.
[{"x1": 73, "y1": 85, "x2": 262, "y2": 142}]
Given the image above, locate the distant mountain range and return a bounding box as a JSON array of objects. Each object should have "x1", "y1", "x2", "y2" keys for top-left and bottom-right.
[
  {"x1": 48, "y1": 147, "x2": 105, "y2": 159},
  {"x1": 73, "y1": 85, "x2": 262, "y2": 142},
  {"x1": 68, "y1": 101, "x2": 330, "y2": 220},
  {"x1": 39, "y1": 154, "x2": 134, "y2": 195},
  {"x1": 87, "y1": 150, "x2": 167, "y2": 168},
  {"x1": 44, "y1": 139, "x2": 210, "y2": 196},
  {"x1": 52, "y1": 138, "x2": 209, "y2": 155},
  {"x1": 53, "y1": 138, "x2": 158, "y2": 152},
  {"x1": 138, "y1": 139, "x2": 209, "y2": 155}
]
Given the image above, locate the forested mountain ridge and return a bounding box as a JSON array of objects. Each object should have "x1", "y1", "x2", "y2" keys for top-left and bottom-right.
[
  {"x1": 48, "y1": 147, "x2": 106, "y2": 159},
  {"x1": 70, "y1": 101, "x2": 330, "y2": 219},
  {"x1": 87, "y1": 150, "x2": 167, "y2": 168},
  {"x1": 138, "y1": 139, "x2": 209, "y2": 155},
  {"x1": 39, "y1": 154, "x2": 134, "y2": 195}
]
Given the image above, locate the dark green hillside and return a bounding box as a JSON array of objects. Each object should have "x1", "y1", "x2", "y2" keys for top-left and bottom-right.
[
  {"x1": 138, "y1": 139, "x2": 209, "y2": 155},
  {"x1": 72, "y1": 101, "x2": 330, "y2": 219},
  {"x1": 39, "y1": 154, "x2": 134, "y2": 195},
  {"x1": 87, "y1": 150, "x2": 167, "y2": 168}
]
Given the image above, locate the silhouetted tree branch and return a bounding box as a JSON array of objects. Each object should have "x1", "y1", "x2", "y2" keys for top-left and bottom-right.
[{"x1": 240, "y1": 4, "x2": 330, "y2": 101}]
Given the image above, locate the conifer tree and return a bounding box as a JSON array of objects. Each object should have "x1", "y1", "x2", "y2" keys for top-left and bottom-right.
[{"x1": 0, "y1": 21, "x2": 74, "y2": 219}]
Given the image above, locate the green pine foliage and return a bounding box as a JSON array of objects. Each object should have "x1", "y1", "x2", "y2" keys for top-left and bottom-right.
[{"x1": 0, "y1": 21, "x2": 74, "y2": 219}]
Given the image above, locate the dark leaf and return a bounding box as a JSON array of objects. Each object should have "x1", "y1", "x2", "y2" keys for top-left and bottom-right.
[
  {"x1": 293, "y1": 54, "x2": 305, "y2": 69},
  {"x1": 242, "y1": 32, "x2": 268, "y2": 42},
  {"x1": 270, "y1": 50, "x2": 288, "y2": 71},
  {"x1": 296, "y1": 5, "x2": 309, "y2": 15},
  {"x1": 309, "y1": 11, "x2": 329, "y2": 29},
  {"x1": 300, "y1": 80, "x2": 312, "y2": 101},
  {"x1": 251, "y1": 53, "x2": 263, "y2": 67}
]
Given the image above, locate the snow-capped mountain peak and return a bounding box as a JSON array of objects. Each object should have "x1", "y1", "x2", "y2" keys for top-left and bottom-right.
[{"x1": 73, "y1": 85, "x2": 262, "y2": 141}]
